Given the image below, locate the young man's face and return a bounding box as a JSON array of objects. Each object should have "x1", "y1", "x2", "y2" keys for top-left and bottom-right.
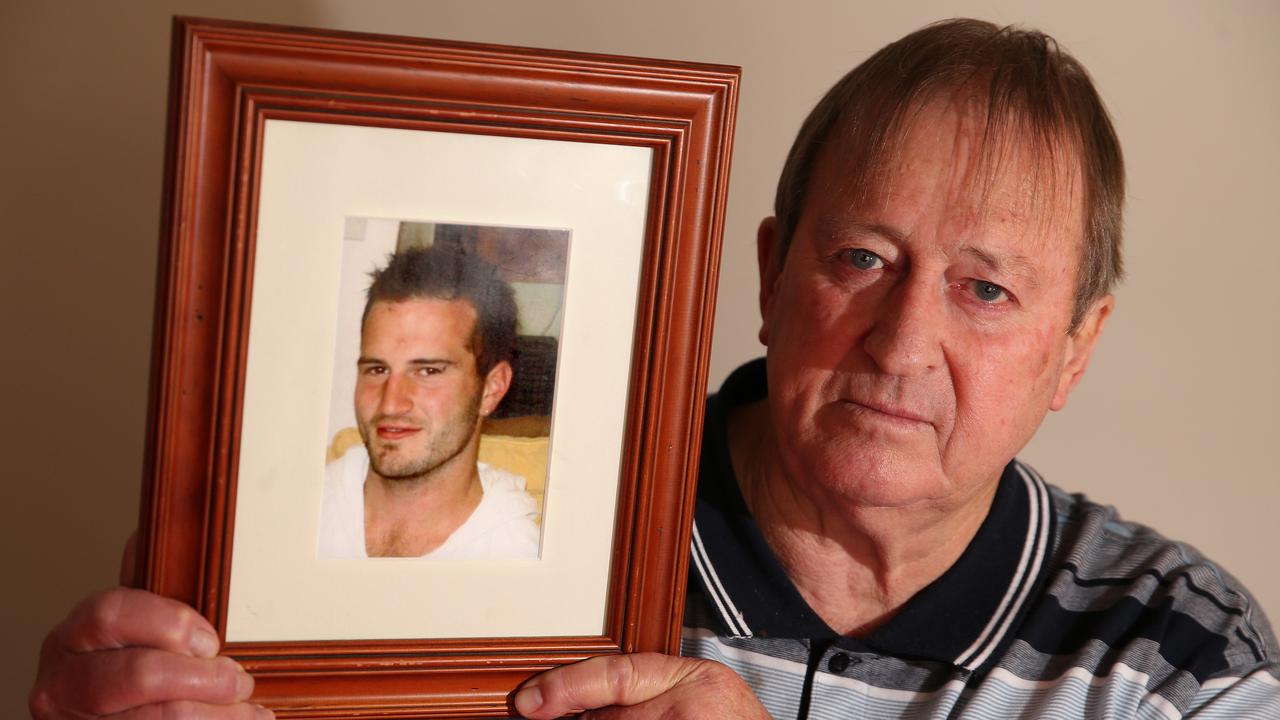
[
  {"x1": 757, "y1": 98, "x2": 1111, "y2": 511},
  {"x1": 355, "y1": 298, "x2": 510, "y2": 482}
]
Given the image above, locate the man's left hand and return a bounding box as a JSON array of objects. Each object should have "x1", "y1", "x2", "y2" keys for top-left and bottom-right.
[{"x1": 512, "y1": 652, "x2": 769, "y2": 719}]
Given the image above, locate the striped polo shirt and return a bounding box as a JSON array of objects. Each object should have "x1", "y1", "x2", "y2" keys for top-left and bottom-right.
[{"x1": 683, "y1": 360, "x2": 1280, "y2": 718}]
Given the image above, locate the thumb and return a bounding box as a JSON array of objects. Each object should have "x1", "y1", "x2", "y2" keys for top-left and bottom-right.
[{"x1": 513, "y1": 653, "x2": 697, "y2": 719}]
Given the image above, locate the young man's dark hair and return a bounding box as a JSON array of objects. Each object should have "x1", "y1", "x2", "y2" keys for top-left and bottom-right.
[{"x1": 363, "y1": 244, "x2": 518, "y2": 375}]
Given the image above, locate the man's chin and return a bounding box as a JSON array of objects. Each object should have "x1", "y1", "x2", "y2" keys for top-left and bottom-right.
[
  {"x1": 788, "y1": 442, "x2": 953, "y2": 508},
  {"x1": 368, "y1": 448, "x2": 425, "y2": 480},
  {"x1": 370, "y1": 464, "x2": 428, "y2": 481}
]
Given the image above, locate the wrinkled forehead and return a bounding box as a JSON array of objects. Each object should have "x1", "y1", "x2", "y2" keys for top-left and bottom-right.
[{"x1": 826, "y1": 89, "x2": 1086, "y2": 251}]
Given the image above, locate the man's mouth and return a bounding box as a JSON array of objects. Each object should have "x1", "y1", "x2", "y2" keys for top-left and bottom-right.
[
  {"x1": 376, "y1": 425, "x2": 421, "y2": 441},
  {"x1": 843, "y1": 399, "x2": 930, "y2": 426}
]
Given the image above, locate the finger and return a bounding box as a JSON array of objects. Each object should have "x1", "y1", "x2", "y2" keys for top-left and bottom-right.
[
  {"x1": 54, "y1": 587, "x2": 220, "y2": 658},
  {"x1": 119, "y1": 530, "x2": 139, "y2": 587},
  {"x1": 514, "y1": 653, "x2": 697, "y2": 719},
  {"x1": 46, "y1": 650, "x2": 254, "y2": 716},
  {"x1": 104, "y1": 699, "x2": 274, "y2": 719}
]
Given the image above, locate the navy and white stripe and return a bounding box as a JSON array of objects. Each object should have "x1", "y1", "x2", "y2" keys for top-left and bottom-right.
[
  {"x1": 954, "y1": 462, "x2": 1050, "y2": 671},
  {"x1": 691, "y1": 522, "x2": 751, "y2": 637}
]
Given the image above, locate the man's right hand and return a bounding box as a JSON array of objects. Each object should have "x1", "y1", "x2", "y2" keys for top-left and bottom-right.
[
  {"x1": 29, "y1": 587, "x2": 271, "y2": 719},
  {"x1": 29, "y1": 534, "x2": 273, "y2": 719}
]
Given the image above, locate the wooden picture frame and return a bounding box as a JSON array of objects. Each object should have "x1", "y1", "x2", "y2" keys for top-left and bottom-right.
[{"x1": 137, "y1": 16, "x2": 738, "y2": 718}]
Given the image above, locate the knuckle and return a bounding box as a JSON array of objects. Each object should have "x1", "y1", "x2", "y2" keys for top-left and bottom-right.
[
  {"x1": 692, "y1": 657, "x2": 730, "y2": 678},
  {"x1": 215, "y1": 655, "x2": 243, "y2": 686},
  {"x1": 693, "y1": 658, "x2": 738, "y2": 688},
  {"x1": 84, "y1": 587, "x2": 127, "y2": 636},
  {"x1": 27, "y1": 684, "x2": 55, "y2": 720},
  {"x1": 604, "y1": 650, "x2": 645, "y2": 696},
  {"x1": 164, "y1": 607, "x2": 198, "y2": 648},
  {"x1": 606, "y1": 654, "x2": 641, "y2": 696},
  {"x1": 129, "y1": 653, "x2": 161, "y2": 697},
  {"x1": 128, "y1": 649, "x2": 176, "y2": 699}
]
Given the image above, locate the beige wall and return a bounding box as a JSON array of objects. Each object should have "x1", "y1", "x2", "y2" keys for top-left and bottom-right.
[{"x1": 4, "y1": 0, "x2": 1276, "y2": 712}]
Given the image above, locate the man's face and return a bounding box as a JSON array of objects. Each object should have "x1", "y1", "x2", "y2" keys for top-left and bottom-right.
[
  {"x1": 758, "y1": 99, "x2": 1111, "y2": 510},
  {"x1": 355, "y1": 298, "x2": 510, "y2": 481}
]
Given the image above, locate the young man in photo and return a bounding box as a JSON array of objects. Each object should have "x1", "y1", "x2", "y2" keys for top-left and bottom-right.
[{"x1": 319, "y1": 245, "x2": 540, "y2": 559}]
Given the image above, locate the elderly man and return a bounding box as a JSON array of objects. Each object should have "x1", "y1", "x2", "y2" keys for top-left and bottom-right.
[
  {"x1": 320, "y1": 245, "x2": 540, "y2": 559},
  {"x1": 30, "y1": 19, "x2": 1278, "y2": 720},
  {"x1": 512, "y1": 19, "x2": 1279, "y2": 719}
]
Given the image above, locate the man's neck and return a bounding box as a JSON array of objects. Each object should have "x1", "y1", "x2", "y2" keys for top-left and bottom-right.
[
  {"x1": 727, "y1": 400, "x2": 999, "y2": 636},
  {"x1": 362, "y1": 451, "x2": 483, "y2": 557}
]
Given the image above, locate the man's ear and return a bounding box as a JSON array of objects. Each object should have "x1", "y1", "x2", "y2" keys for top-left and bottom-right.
[
  {"x1": 1051, "y1": 294, "x2": 1114, "y2": 411},
  {"x1": 479, "y1": 360, "x2": 513, "y2": 417},
  {"x1": 757, "y1": 217, "x2": 785, "y2": 346}
]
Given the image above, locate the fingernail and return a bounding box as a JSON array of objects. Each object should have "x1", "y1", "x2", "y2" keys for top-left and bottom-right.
[
  {"x1": 191, "y1": 628, "x2": 220, "y2": 658},
  {"x1": 235, "y1": 667, "x2": 255, "y2": 700},
  {"x1": 513, "y1": 685, "x2": 543, "y2": 715},
  {"x1": 254, "y1": 704, "x2": 275, "y2": 720}
]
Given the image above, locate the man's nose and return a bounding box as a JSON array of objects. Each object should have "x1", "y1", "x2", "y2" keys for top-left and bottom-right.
[
  {"x1": 861, "y1": 275, "x2": 944, "y2": 377},
  {"x1": 377, "y1": 372, "x2": 414, "y2": 416}
]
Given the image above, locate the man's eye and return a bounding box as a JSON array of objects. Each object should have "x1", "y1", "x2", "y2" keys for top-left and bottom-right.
[
  {"x1": 361, "y1": 365, "x2": 387, "y2": 376},
  {"x1": 971, "y1": 280, "x2": 1009, "y2": 303},
  {"x1": 841, "y1": 249, "x2": 884, "y2": 271},
  {"x1": 415, "y1": 366, "x2": 444, "y2": 376}
]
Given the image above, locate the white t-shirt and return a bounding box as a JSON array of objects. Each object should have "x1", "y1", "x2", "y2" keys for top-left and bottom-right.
[{"x1": 318, "y1": 445, "x2": 540, "y2": 559}]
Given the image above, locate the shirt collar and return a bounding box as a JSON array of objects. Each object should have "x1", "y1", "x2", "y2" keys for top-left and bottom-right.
[{"x1": 690, "y1": 358, "x2": 1056, "y2": 670}]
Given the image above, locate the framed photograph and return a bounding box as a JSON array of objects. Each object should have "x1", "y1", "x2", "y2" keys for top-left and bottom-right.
[{"x1": 137, "y1": 17, "x2": 738, "y2": 718}]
